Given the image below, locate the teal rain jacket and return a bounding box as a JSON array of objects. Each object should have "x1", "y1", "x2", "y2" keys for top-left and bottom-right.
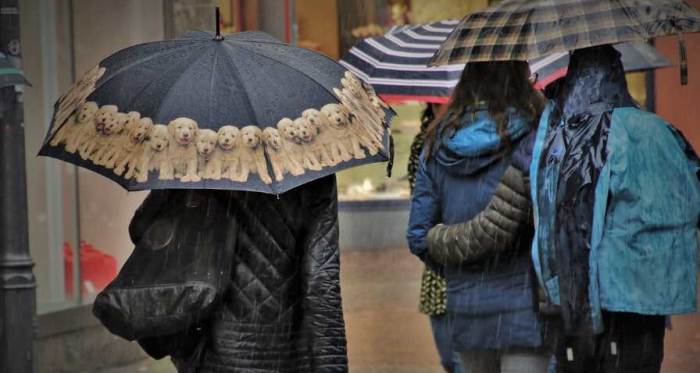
[{"x1": 531, "y1": 103, "x2": 700, "y2": 333}]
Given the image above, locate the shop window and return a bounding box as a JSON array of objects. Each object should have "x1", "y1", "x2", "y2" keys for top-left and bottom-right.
[
  {"x1": 22, "y1": 0, "x2": 166, "y2": 313},
  {"x1": 336, "y1": 103, "x2": 420, "y2": 201},
  {"x1": 21, "y1": 0, "x2": 81, "y2": 313}
]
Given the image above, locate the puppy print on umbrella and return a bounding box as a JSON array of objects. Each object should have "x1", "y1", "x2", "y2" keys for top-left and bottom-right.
[{"x1": 39, "y1": 31, "x2": 394, "y2": 194}]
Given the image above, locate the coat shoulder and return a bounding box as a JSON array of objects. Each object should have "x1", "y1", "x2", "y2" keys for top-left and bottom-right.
[
  {"x1": 608, "y1": 108, "x2": 690, "y2": 165},
  {"x1": 611, "y1": 108, "x2": 674, "y2": 139}
]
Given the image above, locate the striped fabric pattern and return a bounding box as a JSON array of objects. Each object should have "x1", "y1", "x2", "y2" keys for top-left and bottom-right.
[
  {"x1": 340, "y1": 19, "x2": 670, "y2": 103},
  {"x1": 340, "y1": 20, "x2": 463, "y2": 103},
  {"x1": 430, "y1": 0, "x2": 700, "y2": 66}
]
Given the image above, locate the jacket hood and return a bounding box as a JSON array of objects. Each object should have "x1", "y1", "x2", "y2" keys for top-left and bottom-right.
[
  {"x1": 557, "y1": 45, "x2": 637, "y2": 120},
  {"x1": 435, "y1": 108, "x2": 530, "y2": 176}
]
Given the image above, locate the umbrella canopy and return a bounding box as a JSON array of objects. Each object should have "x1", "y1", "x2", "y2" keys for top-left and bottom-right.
[
  {"x1": 530, "y1": 41, "x2": 671, "y2": 89},
  {"x1": 340, "y1": 20, "x2": 464, "y2": 103},
  {"x1": 0, "y1": 52, "x2": 30, "y2": 88},
  {"x1": 39, "y1": 31, "x2": 392, "y2": 194},
  {"x1": 340, "y1": 20, "x2": 670, "y2": 103},
  {"x1": 430, "y1": 0, "x2": 700, "y2": 67}
]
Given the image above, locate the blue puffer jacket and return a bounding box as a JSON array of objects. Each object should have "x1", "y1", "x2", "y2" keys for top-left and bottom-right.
[{"x1": 407, "y1": 107, "x2": 544, "y2": 350}]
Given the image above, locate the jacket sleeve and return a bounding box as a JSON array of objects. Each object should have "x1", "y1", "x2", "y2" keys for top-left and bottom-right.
[
  {"x1": 426, "y1": 163, "x2": 532, "y2": 266},
  {"x1": 406, "y1": 156, "x2": 443, "y2": 270},
  {"x1": 300, "y1": 176, "x2": 348, "y2": 372},
  {"x1": 425, "y1": 130, "x2": 536, "y2": 266}
]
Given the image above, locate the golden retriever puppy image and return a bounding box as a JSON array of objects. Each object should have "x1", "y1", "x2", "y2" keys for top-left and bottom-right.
[
  {"x1": 167, "y1": 117, "x2": 200, "y2": 182},
  {"x1": 136, "y1": 124, "x2": 170, "y2": 183}
]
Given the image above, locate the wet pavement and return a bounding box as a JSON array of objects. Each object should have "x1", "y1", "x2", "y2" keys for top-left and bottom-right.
[
  {"x1": 99, "y1": 248, "x2": 699, "y2": 373},
  {"x1": 341, "y1": 248, "x2": 441, "y2": 373}
]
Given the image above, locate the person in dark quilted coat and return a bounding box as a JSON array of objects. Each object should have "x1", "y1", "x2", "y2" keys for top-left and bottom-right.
[{"x1": 129, "y1": 176, "x2": 347, "y2": 373}]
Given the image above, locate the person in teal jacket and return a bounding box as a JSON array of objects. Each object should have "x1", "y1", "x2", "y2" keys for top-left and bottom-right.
[{"x1": 530, "y1": 45, "x2": 700, "y2": 373}]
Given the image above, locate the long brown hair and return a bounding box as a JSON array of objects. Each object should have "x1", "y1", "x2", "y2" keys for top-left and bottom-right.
[{"x1": 424, "y1": 61, "x2": 544, "y2": 158}]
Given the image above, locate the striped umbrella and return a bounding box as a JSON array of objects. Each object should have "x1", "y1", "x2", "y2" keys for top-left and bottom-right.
[
  {"x1": 340, "y1": 20, "x2": 463, "y2": 104},
  {"x1": 340, "y1": 20, "x2": 671, "y2": 104}
]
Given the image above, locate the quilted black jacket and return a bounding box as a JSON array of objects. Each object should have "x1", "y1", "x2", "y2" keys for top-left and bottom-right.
[{"x1": 130, "y1": 176, "x2": 347, "y2": 372}]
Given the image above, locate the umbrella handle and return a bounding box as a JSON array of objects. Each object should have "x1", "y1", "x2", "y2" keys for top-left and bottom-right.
[
  {"x1": 679, "y1": 33, "x2": 688, "y2": 86},
  {"x1": 214, "y1": 7, "x2": 224, "y2": 41},
  {"x1": 386, "y1": 133, "x2": 394, "y2": 178}
]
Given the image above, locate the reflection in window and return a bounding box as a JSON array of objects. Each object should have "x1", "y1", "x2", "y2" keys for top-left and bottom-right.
[{"x1": 337, "y1": 103, "x2": 422, "y2": 201}]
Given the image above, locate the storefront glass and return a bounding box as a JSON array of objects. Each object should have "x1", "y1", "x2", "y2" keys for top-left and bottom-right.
[
  {"x1": 21, "y1": 0, "x2": 81, "y2": 313},
  {"x1": 22, "y1": 0, "x2": 165, "y2": 314}
]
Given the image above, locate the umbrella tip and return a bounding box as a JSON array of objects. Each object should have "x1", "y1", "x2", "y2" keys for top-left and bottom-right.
[{"x1": 214, "y1": 7, "x2": 224, "y2": 41}]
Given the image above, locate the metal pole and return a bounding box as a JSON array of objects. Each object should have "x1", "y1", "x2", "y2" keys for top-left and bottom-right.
[{"x1": 0, "y1": 0, "x2": 37, "y2": 372}]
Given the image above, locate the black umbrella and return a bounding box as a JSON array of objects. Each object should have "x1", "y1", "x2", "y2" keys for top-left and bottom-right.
[{"x1": 39, "y1": 31, "x2": 393, "y2": 194}]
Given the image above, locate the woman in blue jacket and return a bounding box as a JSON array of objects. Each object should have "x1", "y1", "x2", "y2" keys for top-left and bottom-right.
[{"x1": 407, "y1": 61, "x2": 549, "y2": 373}]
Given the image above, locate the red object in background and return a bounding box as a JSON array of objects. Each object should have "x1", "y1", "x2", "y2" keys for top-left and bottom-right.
[
  {"x1": 534, "y1": 67, "x2": 569, "y2": 90},
  {"x1": 378, "y1": 94, "x2": 451, "y2": 104},
  {"x1": 284, "y1": 0, "x2": 291, "y2": 43},
  {"x1": 64, "y1": 241, "x2": 117, "y2": 298}
]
